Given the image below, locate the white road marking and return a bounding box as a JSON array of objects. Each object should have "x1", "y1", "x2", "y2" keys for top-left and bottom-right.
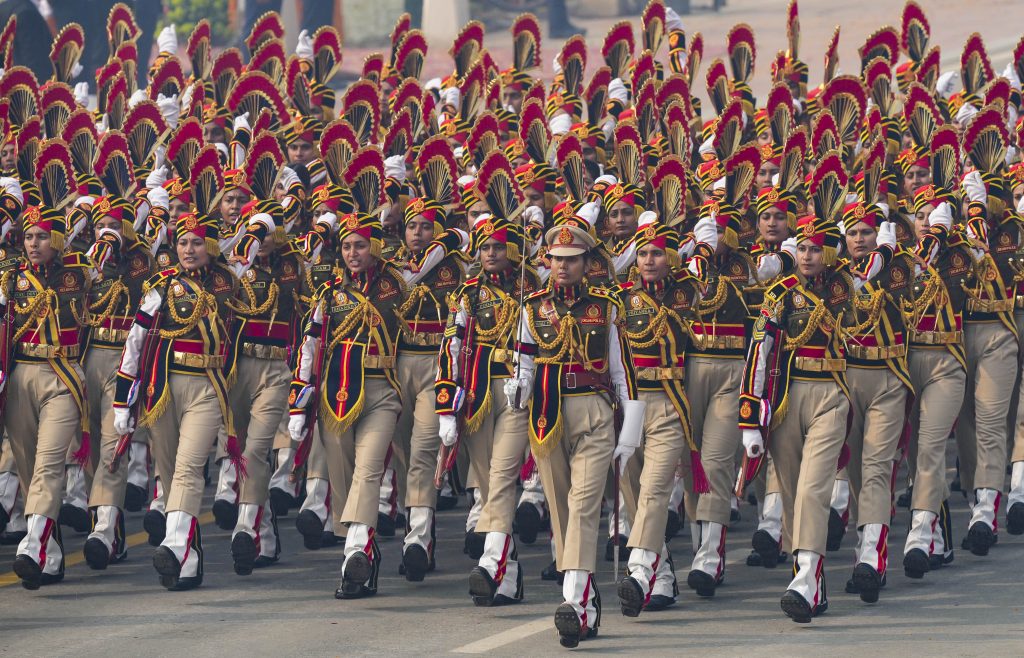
[{"x1": 451, "y1": 618, "x2": 552, "y2": 654}]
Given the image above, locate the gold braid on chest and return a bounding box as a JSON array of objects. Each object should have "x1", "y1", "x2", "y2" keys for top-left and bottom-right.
[
  {"x1": 160, "y1": 286, "x2": 218, "y2": 338},
  {"x1": 326, "y1": 297, "x2": 380, "y2": 353},
  {"x1": 226, "y1": 275, "x2": 279, "y2": 317},
  {"x1": 466, "y1": 292, "x2": 519, "y2": 343},
  {"x1": 10, "y1": 285, "x2": 56, "y2": 341},
  {"x1": 696, "y1": 276, "x2": 734, "y2": 315},
  {"x1": 86, "y1": 279, "x2": 129, "y2": 326},
  {"x1": 623, "y1": 303, "x2": 686, "y2": 348},
  {"x1": 901, "y1": 265, "x2": 945, "y2": 327},
  {"x1": 527, "y1": 303, "x2": 594, "y2": 365}
]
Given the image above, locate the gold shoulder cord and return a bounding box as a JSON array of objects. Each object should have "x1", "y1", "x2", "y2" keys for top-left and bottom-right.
[
  {"x1": 468, "y1": 292, "x2": 519, "y2": 344},
  {"x1": 86, "y1": 280, "x2": 129, "y2": 327},
  {"x1": 226, "y1": 276, "x2": 280, "y2": 319},
  {"x1": 160, "y1": 288, "x2": 218, "y2": 339},
  {"x1": 901, "y1": 264, "x2": 945, "y2": 328}
]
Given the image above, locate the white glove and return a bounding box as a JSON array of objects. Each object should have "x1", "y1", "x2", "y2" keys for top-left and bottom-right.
[
  {"x1": 441, "y1": 86, "x2": 461, "y2": 110},
  {"x1": 612, "y1": 441, "x2": 636, "y2": 473},
  {"x1": 522, "y1": 205, "x2": 544, "y2": 227},
  {"x1": 693, "y1": 215, "x2": 718, "y2": 250},
  {"x1": 128, "y1": 88, "x2": 148, "y2": 109},
  {"x1": 742, "y1": 428, "x2": 764, "y2": 458},
  {"x1": 608, "y1": 77, "x2": 628, "y2": 105},
  {"x1": 288, "y1": 413, "x2": 306, "y2": 442},
  {"x1": 875, "y1": 202, "x2": 890, "y2": 220},
  {"x1": 74, "y1": 82, "x2": 90, "y2": 107},
  {"x1": 156, "y1": 93, "x2": 180, "y2": 129},
  {"x1": 576, "y1": 201, "x2": 600, "y2": 228},
  {"x1": 963, "y1": 170, "x2": 987, "y2": 204},
  {"x1": 503, "y1": 376, "x2": 532, "y2": 410},
  {"x1": 638, "y1": 210, "x2": 658, "y2": 228},
  {"x1": 180, "y1": 83, "x2": 195, "y2": 113},
  {"x1": 552, "y1": 53, "x2": 563, "y2": 77},
  {"x1": 0, "y1": 176, "x2": 24, "y2": 204},
  {"x1": 439, "y1": 414, "x2": 458, "y2": 447},
  {"x1": 233, "y1": 111, "x2": 251, "y2": 133},
  {"x1": 113, "y1": 407, "x2": 135, "y2": 436},
  {"x1": 928, "y1": 202, "x2": 953, "y2": 229},
  {"x1": 665, "y1": 7, "x2": 684, "y2": 31},
  {"x1": 145, "y1": 166, "x2": 168, "y2": 190},
  {"x1": 71, "y1": 62, "x2": 83, "y2": 79},
  {"x1": 548, "y1": 112, "x2": 572, "y2": 135},
  {"x1": 279, "y1": 166, "x2": 300, "y2": 191},
  {"x1": 781, "y1": 237, "x2": 797, "y2": 260},
  {"x1": 384, "y1": 154, "x2": 406, "y2": 181},
  {"x1": 315, "y1": 211, "x2": 338, "y2": 232},
  {"x1": 147, "y1": 186, "x2": 170, "y2": 211},
  {"x1": 157, "y1": 24, "x2": 178, "y2": 55},
  {"x1": 955, "y1": 102, "x2": 978, "y2": 124},
  {"x1": 936, "y1": 70, "x2": 959, "y2": 99},
  {"x1": 295, "y1": 29, "x2": 313, "y2": 59},
  {"x1": 876, "y1": 221, "x2": 897, "y2": 248}
]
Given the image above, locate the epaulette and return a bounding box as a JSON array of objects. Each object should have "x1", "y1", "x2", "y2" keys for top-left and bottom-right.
[
  {"x1": 61, "y1": 251, "x2": 91, "y2": 268},
  {"x1": 589, "y1": 285, "x2": 624, "y2": 306},
  {"x1": 525, "y1": 288, "x2": 549, "y2": 302},
  {"x1": 143, "y1": 267, "x2": 179, "y2": 292},
  {"x1": 380, "y1": 260, "x2": 411, "y2": 293},
  {"x1": 762, "y1": 274, "x2": 800, "y2": 305}
]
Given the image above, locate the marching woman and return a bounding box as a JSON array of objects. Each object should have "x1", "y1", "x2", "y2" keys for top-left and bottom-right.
[
  {"x1": 112, "y1": 146, "x2": 245, "y2": 591},
  {"x1": 80, "y1": 132, "x2": 156, "y2": 570},
  {"x1": 437, "y1": 153, "x2": 542, "y2": 606},
  {"x1": 738, "y1": 152, "x2": 893, "y2": 622},
  {"x1": 389, "y1": 136, "x2": 465, "y2": 581},
  {"x1": 219, "y1": 134, "x2": 305, "y2": 575},
  {"x1": 287, "y1": 147, "x2": 467, "y2": 599},
  {"x1": 508, "y1": 212, "x2": 641, "y2": 648},
  {"x1": 2, "y1": 143, "x2": 92, "y2": 590}
]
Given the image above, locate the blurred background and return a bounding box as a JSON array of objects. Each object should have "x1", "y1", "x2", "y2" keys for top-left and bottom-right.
[{"x1": 1, "y1": 0, "x2": 1021, "y2": 102}]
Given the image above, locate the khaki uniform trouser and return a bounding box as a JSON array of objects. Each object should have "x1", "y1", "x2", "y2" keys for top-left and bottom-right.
[
  {"x1": 685, "y1": 356, "x2": 743, "y2": 526},
  {"x1": 319, "y1": 376, "x2": 401, "y2": 528},
  {"x1": 83, "y1": 347, "x2": 129, "y2": 507},
  {"x1": 465, "y1": 379, "x2": 529, "y2": 534},
  {"x1": 227, "y1": 355, "x2": 290, "y2": 505},
  {"x1": 535, "y1": 393, "x2": 614, "y2": 573},
  {"x1": 908, "y1": 348, "x2": 964, "y2": 514},
  {"x1": 306, "y1": 424, "x2": 349, "y2": 534},
  {"x1": 0, "y1": 436, "x2": 15, "y2": 473},
  {"x1": 273, "y1": 413, "x2": 291, "y2": 452},
  {"x1": 392, "y1": 352, "x2": 442, "y2": 509},
  {"x1": 956, "y1": 322, "x2": 1017, "y2": 492},
  {"x1": 770, "y1": 379, "x2": 849, "y2": 556},
  {"x1": 621, "y1": 390, "x2": 685, "y2": 552},
  {"x1": 844, "y1": 366, "x2": 908, "y2": 527},
  {"x1": 3, "y1": 362, "x2": 82, "y2": 519},
  {"x1": 148, "y1": 373, "x2": 224, "y2": 517}
]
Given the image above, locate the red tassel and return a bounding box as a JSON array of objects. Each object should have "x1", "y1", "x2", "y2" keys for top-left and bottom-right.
[
  {"x1": 226, "y1": 434, "x2": 248, "y2": 480},
  {"x1": 520, "y1": 453, "x2": 536, "y2": 482},
  {"x1": 72, "y1": 430, "x2": 91, "y2": 467},
  {"x1": 837, "y1": 442, "x2": 851, "y2": 472},
  {"x1": 690, "y1": 449, "x2": 710, "y2": 494}
]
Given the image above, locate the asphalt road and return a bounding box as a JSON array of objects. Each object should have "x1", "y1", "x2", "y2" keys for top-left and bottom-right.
[{"x1": 2, "y1": 462, "x2": 1024, "y2": 657}]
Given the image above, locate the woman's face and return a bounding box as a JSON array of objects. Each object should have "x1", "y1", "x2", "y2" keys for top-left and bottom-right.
[
  {"x1": 902, "y1": 165, "x2": 931, "y2": 198},
  {"x1": 23, "y1": 225, "x2": 56, "y2": 266},
  {"x1": 404, "y1": 216, "x2": 434, "y2": 253},
  {"x1": 758, "y1": 209, "x2": 789, "y2": 245},
  {"x1": 914, "y1": 203, "x2": 935, "y2": 240},
  {"x1": 637, "y1": 244, "x2": 670, "y2": 283},
  {"x1": 796, "y1": 241, "x2": 825, "y2": 278},
  {"x1": 176, "y1": 233, "x2": 210, "y2": 270},
  {"x1": 341, "y1": 233, "x2": 375, "y2": 275},
  {"x1": 220, "y1": 189, "x2": 250, "y2": 225},
  {"x1": 844, "y1": 221, "x2": 877, "y2": 260},
  {"x1": 755, "y1": 161, "x2": 780, "y2": 192},
  {"x1": 479, "y1": 238, "x2": 511, "y2": 273},
  {"x1": 550, "y1": 253, "x2": 585, "y2": 286},
  {"x1": 607, "y1": 201, "x2": 638, "y2": 239}
]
